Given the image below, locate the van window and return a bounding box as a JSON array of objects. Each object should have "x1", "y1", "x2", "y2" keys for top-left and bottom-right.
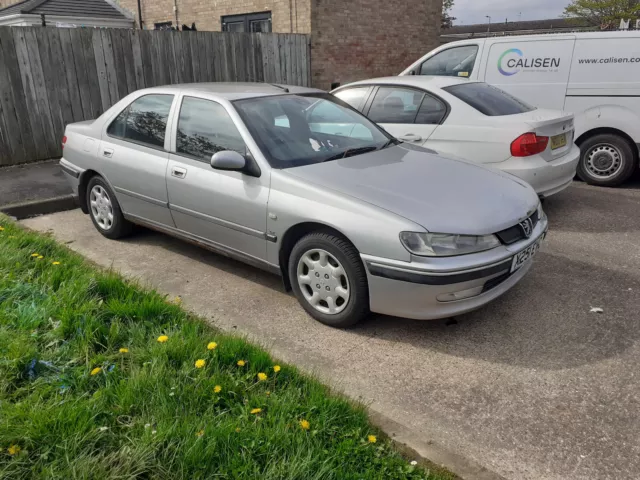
[
  {"x1": 444, "y1": 83, "x2": 535, "y2": 116},
  {"x1": 420, "y1": 45, "x2": 478, "y2": 77}
]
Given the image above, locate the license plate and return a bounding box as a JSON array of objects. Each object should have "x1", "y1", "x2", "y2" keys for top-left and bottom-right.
[
  {"x1": 550, "y1": 133, "x2": 567, "y2": 150},
  {"x1": 511, "y1": 237, "x2": 543, "y2": 273}
]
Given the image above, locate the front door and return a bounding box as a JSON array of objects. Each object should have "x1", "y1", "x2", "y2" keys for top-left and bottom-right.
[
  {"x1": 99, "y1": 93, "x2": 176, "y2": 226},
  {"x1": 166, "y1": 96, "x2": 269, "y2": 261}
]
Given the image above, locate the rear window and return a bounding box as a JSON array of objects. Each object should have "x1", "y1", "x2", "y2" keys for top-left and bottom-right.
[{"x1": 443, "y1": 83, "x2": 535, "y2": 116}]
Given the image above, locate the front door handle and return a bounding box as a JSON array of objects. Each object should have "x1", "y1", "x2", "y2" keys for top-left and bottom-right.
[
  {"x1": 102, "y1": 148, "x2": 114, "y2": 158},
  {"x1": 171, "y1": 166, "x2": 187, "y2": 179},
  {"x1": 398, "y1": 133, "x2": 423, "y2": 142}
]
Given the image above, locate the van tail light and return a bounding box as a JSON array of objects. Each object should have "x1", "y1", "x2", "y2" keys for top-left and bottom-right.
[
  {"x1": 61, "y1": 135, "x2": 67, "y2": 150},
  {"x1": 510, "y1": 133, "x2": 549, "y2": 157}
]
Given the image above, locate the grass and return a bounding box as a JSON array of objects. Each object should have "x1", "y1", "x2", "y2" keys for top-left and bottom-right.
[{"x1": 0, "y1": 218, "x2": 454, "y2": 480}]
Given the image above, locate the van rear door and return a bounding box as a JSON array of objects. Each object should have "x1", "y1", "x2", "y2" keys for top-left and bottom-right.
[{"x1": 481, "y1": 37, "x2": 576, "y2": 110}]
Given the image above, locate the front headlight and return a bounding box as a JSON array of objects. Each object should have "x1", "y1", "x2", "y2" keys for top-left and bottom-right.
[{"x1": 399, "y1": 232, "x2": 501, "y2": 257}]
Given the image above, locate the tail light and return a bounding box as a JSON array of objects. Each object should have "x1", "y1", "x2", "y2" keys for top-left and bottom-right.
[
  {"x1": 511, "y1": 133, "x2": 549, "y2": 157},
  {"x1": 61, "y1": 135, "x2": 67, "y2": 150}
]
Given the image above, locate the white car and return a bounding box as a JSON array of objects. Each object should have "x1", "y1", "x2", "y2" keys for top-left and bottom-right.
[{"x1": 332, "y1": 76, "x2": 580, "y2": 197}]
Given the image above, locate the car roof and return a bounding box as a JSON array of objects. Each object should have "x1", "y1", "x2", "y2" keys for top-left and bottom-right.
[
  {"x1": 138, "y1": 82, "x2": 324, "y2": 100},
  {"x1": 334, "y1": 76, "x2": 474, "y2": 91}
]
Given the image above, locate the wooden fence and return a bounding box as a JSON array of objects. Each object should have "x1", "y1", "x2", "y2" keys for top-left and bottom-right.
[{"x1": 0, "y1": 27, "x2": 310, "y2": 166}]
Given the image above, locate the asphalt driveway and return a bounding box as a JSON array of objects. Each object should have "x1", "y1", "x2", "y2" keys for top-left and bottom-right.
[{"x1": 22, "y1": 181, "x2": 640, "y2": 480}]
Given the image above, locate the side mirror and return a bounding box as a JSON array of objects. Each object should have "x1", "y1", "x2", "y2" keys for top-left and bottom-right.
[{"x1": 211, "y1": 150, "x2": 246, "y2": 171}]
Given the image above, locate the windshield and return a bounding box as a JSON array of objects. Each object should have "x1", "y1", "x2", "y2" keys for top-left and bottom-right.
[
  {"x1": 233, "y1": 93, "x2": 394, "y2": 168},
  {"x1": 443, "y1": 83, "x2": 535, "y2": 116}
]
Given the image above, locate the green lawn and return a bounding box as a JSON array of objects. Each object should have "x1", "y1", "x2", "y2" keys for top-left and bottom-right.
[{"x1": 0, "y1": 218, "x2": 454, "y2": 480}]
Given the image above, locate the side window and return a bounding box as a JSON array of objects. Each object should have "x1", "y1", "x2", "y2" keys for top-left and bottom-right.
[
  {"x1": 176, "y1": 97, "x2": 246, "y2": 160},
  {"x1": 107, "y1": 94, "x2": 174, "y2": 149},
  {"x1": 420, "y1": 45, "x2": 479, "y2": 77},
  {"x1": 415, "y1": 94, "x2": 447, "y2": 124},
  {"x1": 367, "y1": 87, "x2": 425, "y2": 124},
  {"x1": 333, "y1": 87, "x2": 370, "y2": 111}
]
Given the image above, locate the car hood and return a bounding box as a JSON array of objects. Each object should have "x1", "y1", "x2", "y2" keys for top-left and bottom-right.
[{"x1": 284, "y1": 144, "x2": 539, "y2": 235}]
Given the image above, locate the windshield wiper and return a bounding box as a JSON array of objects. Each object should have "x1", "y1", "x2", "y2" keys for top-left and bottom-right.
[
  {"x1": 378, "y1": 138, "x2": 399, "y2": 150},
  {"x1": 322, "y1": 146, "x2": 379, "y2": 162}
]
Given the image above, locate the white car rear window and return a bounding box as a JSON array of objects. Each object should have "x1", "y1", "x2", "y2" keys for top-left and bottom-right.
[{"x1": 443, "y1": 83, "x2": 535, "y2": 116}]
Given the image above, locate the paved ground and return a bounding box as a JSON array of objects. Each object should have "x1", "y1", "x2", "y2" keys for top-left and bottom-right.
[
  {"x1": 22, "y1": 181, "x2": 640, "y2": 480},
  {"x1": 0, "y1": 160, "x2": 70, "y2": 207}
]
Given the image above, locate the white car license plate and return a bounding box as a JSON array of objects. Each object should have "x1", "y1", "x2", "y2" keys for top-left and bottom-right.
[
  {"x1": 550, "y1": 133, "x2": 567, "y2": 150},
  {"x1": 511, "y1": 237, "x2": 543, "y2": 273}
]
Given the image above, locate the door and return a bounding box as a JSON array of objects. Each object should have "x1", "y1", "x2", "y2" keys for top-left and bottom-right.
[
  {"x1": 365, "y1": 86, "x2": 448, "y2": 144},
  {"x1": 99, "y1": 94, "x2": 175, "y2": 226},
  {"x1": 482, "y1": 38, "x2": 575, "y2": 110},
  {"x1": 166, "y1": 96, "x2": 269, "y2": 261}
]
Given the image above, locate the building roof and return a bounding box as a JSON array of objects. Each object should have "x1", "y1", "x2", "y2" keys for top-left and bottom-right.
[
  {"x1": 0, "y1": 0, "x2": 130, "y2": 19},
  {"x1": 443, "y1": 17, "x2": 592, "y2": 36}
]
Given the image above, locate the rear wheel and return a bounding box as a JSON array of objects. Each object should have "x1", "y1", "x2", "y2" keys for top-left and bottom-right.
[
  {"x1": 86, "y1": 176, "x2": 133, "y2": 239},
  {"x1": 288, "y1": 232, "x2": 369, "y2": 328},
  {"x1": 577, "y1": 133, "x2": 636, "y2": 187}
]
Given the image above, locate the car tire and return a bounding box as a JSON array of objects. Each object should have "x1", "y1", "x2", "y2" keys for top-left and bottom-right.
[
  {"x1": 288, "y1": 232, "x2": 370, "y2": 328},
  {"x1": 86, "y1": 176, "x2": 133, "y2": 239},
  {"x1": 577, "y1": 133, "x2": 637, "y2": 187}
]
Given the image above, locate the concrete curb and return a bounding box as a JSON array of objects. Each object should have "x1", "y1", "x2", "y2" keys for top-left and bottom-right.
[
  {"x1": 0, "y1": 195, "x2": 78, "y2": 220},
  {"x1": 368, "y1": 409, "x2": 506, "y2": 480}
]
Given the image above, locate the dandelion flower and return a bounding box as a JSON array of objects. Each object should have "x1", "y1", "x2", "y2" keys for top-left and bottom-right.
[
  {"x1": 237, "y1": 360, "x2": 246, "y2": 367},
  {"x1": 119, "y1": 348, "x2": 129, "y2": 354},
  {"x1": 90, "y1": 367, "x2": 102, "y2": 376},
  {"x1": 52, "y1": 261, "x2": 61, "y2": 265},
  {"x1": 196, "y1": 430, "x2": 204, "y2": 438},
  {"x1": 250, "y1": 408, "x2": 262, "y2": 414},
  {"x1": 235, "y1": 427, "x2": 241, "y2": 433},
  {"x1": 7, "y1": 445, "x2": 20, "y2": 456},
  {"x1": 37, "y1": 255, "x2": 43, "y2": 260},
  {"x1": 207, "y1": 341, "x2": 218, "y2": 350},
  {"x1": 299, "y1": 419, "x2": 310, "y2": 430},
  {"x1": 214, "y1": 385, "x2": 222, "y2": 393},
  {"x1": 31, "y1": 253, "x2": 39, "y2": 257},
  {"x1": 273, "y1": 365, "x2": 281, "y2": 373},
  {"x1": 195, "y1": 359, "x2": 206, "y2": 369},
  {"x1": 367, "y1": 435, "x2": 377, "y2": 444},
  {"x1": 172, "y1": 296, "x2": 182, "y2": 305},
  {"x1": 157, "y1": 335, "x2": 169, "y2": 343},
  {"x1": 0, "y1": 226, "x2": 4, "y2": 231},
  {"x1": 266, "y1": 391, "x2": 271, "y2": 396},
  {"x1": 257, "y1": 372, "x2": 267, "y2": 381}
]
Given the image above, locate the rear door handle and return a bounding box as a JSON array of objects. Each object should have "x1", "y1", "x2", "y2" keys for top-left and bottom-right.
[
  {"x1": 102, "y1": 148, "x2": 114, "y2": 158},
  {"x1": 171, "y1": 166, "x2": 187, "y2": 179},
  {"x1": 398, "y1": 133, "x2": 423, "y2": 142}
]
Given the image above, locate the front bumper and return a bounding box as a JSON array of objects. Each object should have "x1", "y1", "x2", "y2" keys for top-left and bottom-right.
[
  {"x1": 362, "y1": 216, "x2": 547, "y2": 320},
  {"x1": 498, "y1": 144, "x2": 580, "y2": 197}
]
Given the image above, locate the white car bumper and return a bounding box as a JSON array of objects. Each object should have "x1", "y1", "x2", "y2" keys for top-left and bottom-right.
[{"x1": 498, "y1": 144, "x2": 580, "y2": 197}]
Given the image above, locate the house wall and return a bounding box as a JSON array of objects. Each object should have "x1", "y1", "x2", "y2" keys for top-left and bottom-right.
[{"x1": 310, "y1": 0, "x2": 441, "y2": 90}]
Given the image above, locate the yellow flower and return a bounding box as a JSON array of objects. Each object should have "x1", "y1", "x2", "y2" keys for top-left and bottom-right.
[
  {"x1": 250, "y1": 408, "x2": 262, "y2": 414},
  {"x1": 235, "y1": 427, "x2": 241, "y2": 433},
  {"x1": 52, "y1": 261, "x2": 61, "y2": 265},
  {"x1": 207, "y1": 342, "x2": 218, "y2": 350},
  {"x1": 196, "y1": 430, "x2": 204, "y2": 438},
  {"x1": 31, "y1": 253, "x2": 39, "y2": 257},
  {"x1": 119, "y1": 348, "x2": 129, "y2": 354},
  {"x1": 195, "y1": 359, "x2": 206, "y2": 369},
  {"x1": 257, "y1": 372, "x2": 267, "y2": 381},
  {"x1": 172, "y1": 296, "x2": 182, "y2": 305},
  {"x1": 37, "y1": 255, "x2": 44, "y2": 260},
  {"x1": 214, "y1": 385, "x2": 222, "y2": 393},
  {"x1": 90, "y1": 367, "x2": 102, "y2": 376},
  {"x1": 266, "y1": 391, "x2": 271, "y2": 396},
  {"x1": 0, "y1": 226, "x2": 4, "y2": 231},
  {"x1": 237, "y1": 360, "x2": 246, "y2": 367},
  {"x1": 273, "y1": 365, "x2": 281, "y2": 373},
  {"x1": 7, "y1": 445, "x2": 20, "y2": 456},
  {"x1": 299, "y1": 419, "x2": 310, "y2": 430},
  {"x1": 367, "y1": 435, "x2": 377, "y2": 444},
  {"x1": 157, "y1": 335, "x2": 169, "y2": 343}
]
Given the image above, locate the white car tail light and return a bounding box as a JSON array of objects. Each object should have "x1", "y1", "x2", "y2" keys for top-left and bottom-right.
[
  {"x1": 61, "y1": 135, "x2": 67, "y2": 150},
  {"x1": 511, "y1": 133, "x2": 549, "y2": 157}
]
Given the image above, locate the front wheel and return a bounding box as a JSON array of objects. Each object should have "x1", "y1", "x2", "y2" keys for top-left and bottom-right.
[
  {"x1": 288, "y1": 232, "x2": 369, "y2": 328},
  {"x1": 577, "y1": 134, "x2": 637, "y2": 187}
]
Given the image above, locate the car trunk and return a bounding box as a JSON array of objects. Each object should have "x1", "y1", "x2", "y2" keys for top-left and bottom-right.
[{"x1": 510, "y1": 109, "x2": 575, "y2": 161}]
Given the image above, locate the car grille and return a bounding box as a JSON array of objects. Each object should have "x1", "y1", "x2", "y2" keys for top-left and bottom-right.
[{"x1": 495, "y1": 211, "x2": 539, "y2": 245}]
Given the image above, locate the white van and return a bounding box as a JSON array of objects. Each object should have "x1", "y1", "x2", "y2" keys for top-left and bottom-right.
[{"x1": 401, "y1": 31, "x2": 640, "y2": 187}]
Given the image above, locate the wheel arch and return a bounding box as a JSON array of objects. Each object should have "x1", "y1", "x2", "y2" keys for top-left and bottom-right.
[
  {"x1": 278, "y1": 222, "x2": 357, "y2": 291},
  {"x1": 77, "y1": 169, "x2": 101, "y2": 214}
]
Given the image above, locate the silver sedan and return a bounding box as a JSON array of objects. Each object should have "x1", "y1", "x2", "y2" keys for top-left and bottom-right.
[{"x1": 60, "y1": 83, "x2": 547, "y2": 328}]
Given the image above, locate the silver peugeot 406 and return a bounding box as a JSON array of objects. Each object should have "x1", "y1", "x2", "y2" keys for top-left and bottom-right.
[{"x1": 60, "y1": 83, "x2": 547, "y2": 328}]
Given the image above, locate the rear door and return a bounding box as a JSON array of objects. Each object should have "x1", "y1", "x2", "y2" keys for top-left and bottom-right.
[
  {"x1": 482, "y1": 37, "x2": 576, "y2": 110},
  {"x1": 363, "y1": 85, "x2": 448, "y2": 144}
]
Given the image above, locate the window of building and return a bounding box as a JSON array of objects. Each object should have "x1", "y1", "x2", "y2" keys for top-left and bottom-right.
[
  {"x1": 154, "y1": 21, "x2": 173, "y2": 30},
  {"x1": 221, "y1": 12, "x2": 272, "y2": 33},
  {"x1": 176, "y1": 97, "x2": 246, "y2": 160},
  {"x1": 107, "y1": 95, "x2": 174, "y2": 149}
]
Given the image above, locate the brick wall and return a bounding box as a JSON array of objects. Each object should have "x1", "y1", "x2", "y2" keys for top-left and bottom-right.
[
  {"x1": 310, "y1": 0, "x2": 440, "y2": 90},
  {"x1": 114, "y1": 0, "x2": 311, "y2": 33}
]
